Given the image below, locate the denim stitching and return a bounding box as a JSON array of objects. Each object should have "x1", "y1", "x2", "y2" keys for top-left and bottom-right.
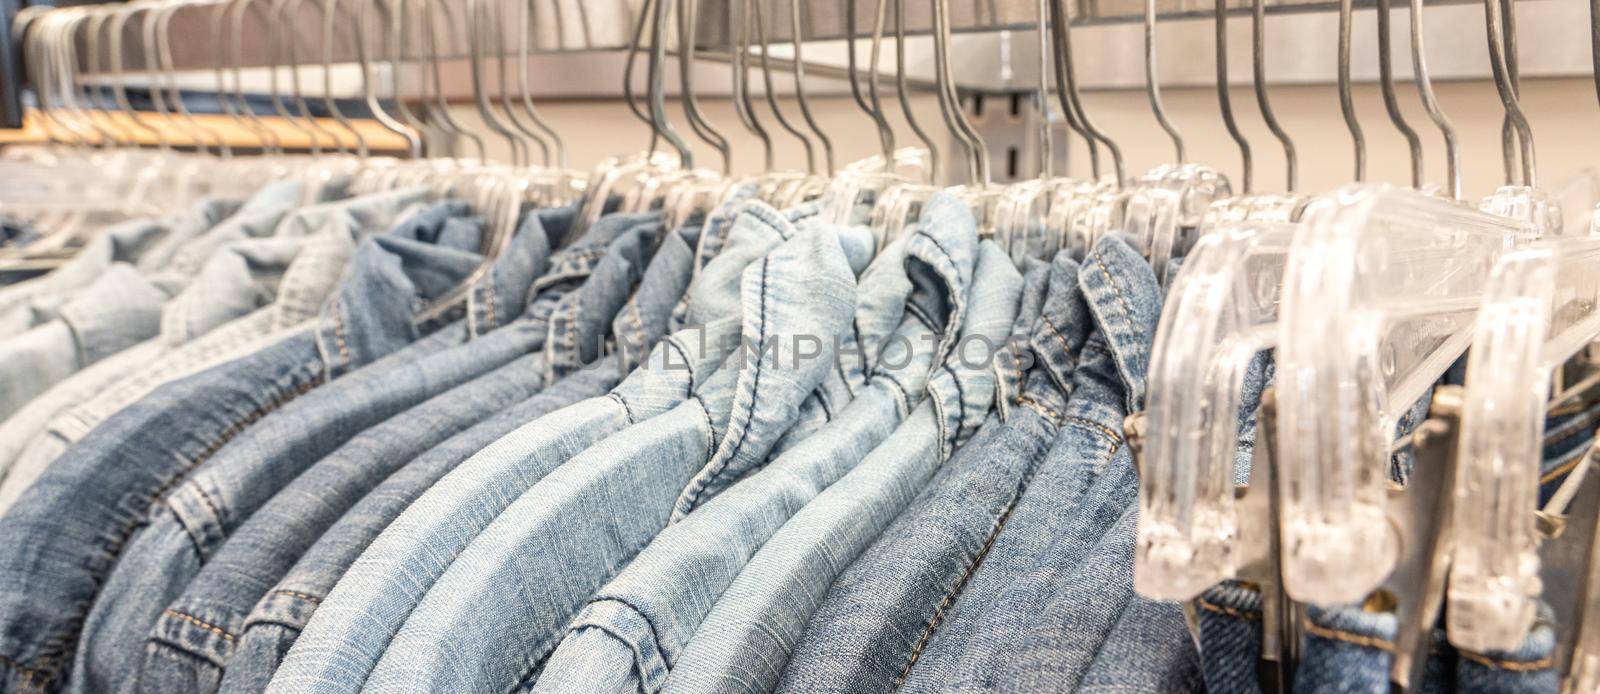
[
  {"x1": 268, "y1": 589, "x2": 323, "y2": 604},
  {"x1": 0, "y1": 653, "x2": 52, "y2": 691},
  {"x1": 509, "y1": 557, "x2": 634, "y2": 693},
  {"x1": 1196, "y1": 598, "x2": 1261, "y2": 622},
  {"x1": 162, "y1": 609, "x2": 236, "y2": 642},
  {"x1": 1017, "y1": 397, "x2": 1063, "y2": 425},
  {"x1": 1458, "y1": 649, "x2": 1553, "y2": 671},
  {"x1": 330, "y1": 304, "x2": 351, "y2": 370},
  {"x1": 681, "y1": 256, "x2": 772, "y2": 511},
  {"x1": 1062, "y1": 416, "x2": 1122, "y2": 454},
  {"x1": 1302, "y1": 621, "x2": 1395, "y2": 652}
]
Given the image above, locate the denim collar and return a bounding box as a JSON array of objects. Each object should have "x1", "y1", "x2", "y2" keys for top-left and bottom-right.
[
  {"x1": 542, "y1": 220, "x2": 662, "y2": 381},
  {"x1": 158, "y1": 237, "x2": 303, "y2": 346},
  {"x1": 1078, "y1": 233, "x2": 1163, "y2": 413},
  {"x1": 314, "y1": 201, "x2": 484, "y2": 378},
  {"x1": 925, "y1": 241, "x2": 1028, "y2": 457}
]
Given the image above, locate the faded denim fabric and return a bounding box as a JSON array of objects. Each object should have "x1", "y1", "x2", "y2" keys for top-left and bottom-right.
[
  {"x1": 268, "y1": 201, "x2": 808, "y2": 694},
  {"x1": 659, "y1": 241, "x2": 1023, "y2": 694},
  {"x1": 0, "y1": 233, "x2": 313, "y2": 496},
  {"x1": 0, "y1": 188, "x2": 434, "y2": 504},
  {"x1": 0, "y1": 201, "x2": 486, "y2": 693},
  {"x1": 775, "y1": 253, "x2": 1073, "y2": 694},
  {"x1": 0, "y1": 195, "x2": 241, "y2": 337},
  {"x1": 891, "y1": 237, "x2": 1167, "y2": 693},
  {"x1": 0, "y1": 263, "x2": 180, "y2": 420},
  {"x1": 135, "y1": 180, "x2": 306, "y2": 280},
  {"x1": 361, "y1": 212, "x2": 863, "y2": 694},
  {"x1": 210, "y1": 222, "x2": 708, "y2": 694},
  {"x1": 532, "y1": 194, "x2": 989, "y2": 694},
  {"x1": 1197, "y1": 582, "x2": 1265, "y2": 694},
  {"x1": 67, "y1": 205, "x2": 646, "y2": 693},
  {"x1": 127, "y1": 212, "x2": 659, "y2": 694}
]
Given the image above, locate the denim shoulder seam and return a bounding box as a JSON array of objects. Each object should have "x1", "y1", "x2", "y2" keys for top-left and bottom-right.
[
  {"x1": 268, "y1": 589, "x2": 323, "y2": 605},
  {"x1": 1060, "y1": 415, "x2": 1122, "y2": 455}
]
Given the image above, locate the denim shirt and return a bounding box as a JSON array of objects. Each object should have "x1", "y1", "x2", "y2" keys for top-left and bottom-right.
[
  {"x1": 0, "y1": 187, "x2": 435, "y2": 503},
  {"x1": 0, "y1": 233, "x2": 317, "y2": 501},
  {"x1": 212, "y1": 221, "x2": 708, "y2": 694},
  {"x1": 887, "y1": 236, "x2": 1165, "y2": 693},
  {"x1": 0, "y1": 195, "x2": 241, "y2": 337},
  {"x1": 359, "y1": 212, "x2": 865, "y2": 694},
  {"x1": 63, "y1": 205, "x2": 647, "y2": 692},
  {"x1": 774, "y1": 253, "x2": 1071, "y2": 694},
  {"x1": 268, "y1": 201, "x2": 810, "y2": 694},
  {"x1": 0, "y1": 260, "x2": 187, "y2": 421},
  {"x1": 660, "y1": 240, "x2": 1024, "y2": 694},
  {"x1": 0, "y1": 200, "x2": 487, "y2": 693},
  {"x1": 530, "y1": 194, "x2": 988, "y2": 694},
  {"x1": 116, "y1": 211, "x2": 659, "y2": 693}
]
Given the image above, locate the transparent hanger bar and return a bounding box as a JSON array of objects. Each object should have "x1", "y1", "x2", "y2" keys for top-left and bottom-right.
[
  {"x1": 1276, "y1": 184, "x2": 1525, "y2": 604},
  {"x1": 1122, "y1": 163, "x2": 1231, "y2": 286},
  {"x1": 1136, "y1": 220, "x2": 1292, "y2": 601},
  {"x1": 1448, "y1": 234, "x2": 1600, "y2": 653}
]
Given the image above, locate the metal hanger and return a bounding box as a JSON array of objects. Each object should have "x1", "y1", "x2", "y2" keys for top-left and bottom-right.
[
  {"x1": 729, "y1": 0, "x2": 773, "y2": 171},
  {"x1": 679, "y1": 0, "x2": 733, "y2": 175},
  {"x1": 515, "y1": 0, "x2": 565, "y2": 167},
  {"x1": 1337, "y1": 0, "x2": 1365, "y2": 181},
  {"x1": 846, "y1": 0, "x2": 894, "y2": 160},
  {"x1": 1145, "y1": 0, "x2": 1181, "y2": 164},
  {"x1": 318, "y1": 0, "x2": 371, "y2": 159},
  {"x1": 1484, "y1": 0, "x2": 1535, "y2": 189},
  {"x1": 1214, "y1": 0, "x2": 1251, "y2": 193},
  {"x1": 206, "y1": 1, "x2": 278, "y2": 155},
  {"x1": 788, "y1": 0, "x2": 834, "y2": 175},
  {"x1": 464, "y1": 0, "x2": 529, "y2": 165},
  {"x1": 1050, "y1": 0, "x2": 1120, "y2": 184},
  {"x1": 271, "y1": 0, "x2": 339, "y2": 154},
  {"x1": 752, "y1": 0, "x2": 815, "y2": 174},
  {"x1": 352, "y1": 0, "x2": 420, "y2": 158},
  {"x1": 1409, "y1": 0, "x2": 1460, "y2": 199},
  {"x1": 893, "y1": 0, "x2": 939, "y2": 183},
  {"x1": 1253, "y1": 0, "x2": 1295, "y2": 191},
  {"x1": 1375, "y1": 0, "x2": 1422, "y2": 188},
  {"x1": 933, "y1": 0, "x2": 986, "y2": 186},
  {"x1": 488, "y1": 0, "x2": 548, "y2": 166}
]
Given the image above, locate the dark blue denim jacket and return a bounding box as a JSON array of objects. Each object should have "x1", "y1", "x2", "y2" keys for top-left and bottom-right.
[{"x1": 0, "y1": 201, "x2": 487, "y2": 693}]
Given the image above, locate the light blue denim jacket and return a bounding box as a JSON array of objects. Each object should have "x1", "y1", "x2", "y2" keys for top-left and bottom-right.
[
  {"x1": 659, "y1": 239, "x2": 1024, "y2": 694},
  {"x1": 121, "y1": 212, "x2": 661, "y2": 694},
  {"x1": 357, "y1": 211, "x2": 867, "y2": 694},
  {"x1": 0, "y1": 195, "x2": 241, "y2": 337},
  {"x1": 65, "y1": 205, "x2": 647, "y2": 693},
  {"x1": 0, "y1": 232, "x2": 314, "y2": 496},
  {"x1": 530, "y1": 193, "x2": 989, "y2": 694},
  {"x1": 0, "y1": 187, "x2": 433, "y2": 506},
  {"x1": 0, "y1": 200, "x2": 490, "y2": 693},
  {"x1": 212, "y1": 220, "x2": 708, "y2": 694},
  {"x1": 267, "y1": 200, "x2": 812, "y2": 694}
]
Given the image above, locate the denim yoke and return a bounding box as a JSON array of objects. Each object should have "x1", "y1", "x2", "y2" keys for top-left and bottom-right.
[
  {"x1": 128, "y1": 213, "x2": 660, "y2": 694},
  {"x1": 774, "y1": 252, "x2": 1072, "y2": 694},
  {"x1": 211, "y1": 221, "x2": 708, "y2": 694},
  {"x1": 658, "y1": 240, "x2": 1023, "y2": 694},
  {"x1": 266, "y1": 200, "x2": 808, "y2": 694},
  {"x1": 529, "y1": 193, "x2": 986, "y2": 694},
  {"x1": 0, "y1": 200, "x2": 487, "y2": 694},
  {"x1": 0, "y1": 195, "x2": 241, "y2": 337},
  {"x1": 0, "y1": 232, "x2": 316, "y2": 498},
  {"x1": 360, "y1": 212, "x2": 864, "y2": 694},
  {"x1": 63, "y1": 204, "x2": 631, "y2": 692},
  {"x1": 923, "y1": 236, "x2": 1196, "y2": 694},
  {"x1": 3, "y1": 187, "x2": 435, "y2": 497}
]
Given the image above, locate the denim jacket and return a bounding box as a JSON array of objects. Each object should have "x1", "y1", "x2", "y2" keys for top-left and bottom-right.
[
  {"x1": 358, "y1": 209, "x2": 866, "y2": 694},
  {"x1": 116, "y1": 211, "x2": 660, "y2": 694},
  {"x1": 213, "y1": 220, "x2": 708, "y2": 694},
  {"x1": 0, "y1": 200, "x2": 486, "y2": 693},
  {"x1": 268, "y1": 200, "x2": 812, "y2": 694},
  {"x1": 660, "y1": 238, "x2": 1023, "y2": 694},
  {"x1": 531, "y1": 193, "x2": 989, "y2": 694},
  {"x1": 0, "y1": 188, "x2": 435, "y2": 507}
]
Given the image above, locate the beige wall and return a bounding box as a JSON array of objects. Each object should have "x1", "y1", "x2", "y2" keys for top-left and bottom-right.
[{"x1": 454, "y1": 76, "x2": 1600, "y2": 202}]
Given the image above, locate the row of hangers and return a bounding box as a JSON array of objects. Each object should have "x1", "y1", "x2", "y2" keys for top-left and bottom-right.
[{"x1": 10, "y1": 0, "x2": 1600, "y2": 690}]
